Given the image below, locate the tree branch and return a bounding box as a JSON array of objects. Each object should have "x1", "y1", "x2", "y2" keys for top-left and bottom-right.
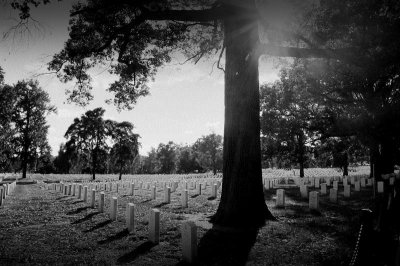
[{"x1": 257, "y1": 44, "x2": 363, "y2": 66}]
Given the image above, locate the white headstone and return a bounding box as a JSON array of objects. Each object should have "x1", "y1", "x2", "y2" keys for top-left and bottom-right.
[
  {"x1": 315, "y1": 178, "x2": 320, "y2": 188},
  {"x1": 211, "y1": 184, "x2": 217, "y2": 198},
  {"x1": 164, "y1": 187, "x2": 171, "y2": 204},
  {"x1": 91, "y1": 189, "x2": 96, "y2": 208},
  {"x1": 320, "y1": 183, "x2": 327, "y2": 195},
  {"x1": 110, "y1": 197, "x2": 118, "y2": 221},
  {"x1": 181, "y1": 190, "x2": 188, "y2": 208},
  {"x1": 126, "y1": 203, "x2": 135, "y2": 232},
  {"x1": 182, "y1": 221, "x2": 197, "y2": 263},
  {"x1": 276, "y1": 189, "x2": 285, "y2": 208},
  {"x1": 377, "y1": 181, "x2": 384, "y2": 193},
  {"x1": 149, "y1": 209, "x2": 160, "y2": 244},
  {"x1": 360, "y1": 178, "x2": 366, "y2": 187},
  {"x1": 354, "y1": 181, "x2": 360, "y2": 192},
  {"x1": 300, "y1": 185, "x2": 308, "y2": 198},
  {"x1": 333, "y1": 181, "x2": 339, "y2": 190},
  {"x1": 329, "y1": 189, "x2": 338, "y2": 203},
  {"x1": 389, "y1": 177, "x2": 395, "y2": 186},
  {"x1": 344, "y1": 185, "x2": 351, "y2": 198},
  {"x1": 309, "y1": 191, "x2": 319, "y2": 210},
  {"x1": 83, "y1": 186, "x2": 88, "y2": 202},
  {"x1": 99, "y1": 192, "x2": 105, "y2": 212}
]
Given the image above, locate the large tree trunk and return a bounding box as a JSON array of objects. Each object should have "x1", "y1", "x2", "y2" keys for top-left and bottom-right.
[
  {"x1": 92, "y1": 149, "x2": 97, "y2": 180},
  {"x1": 298, "y1": 133, "x2": 305, "y2": 178},
  {"x1": 210, "y1": 3, "x2": 274, "y2": 230}
]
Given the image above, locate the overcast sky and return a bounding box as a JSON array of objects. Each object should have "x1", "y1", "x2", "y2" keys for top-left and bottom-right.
[{"x1": 0, "y1": 1, "x2": 281, "y2": 156}]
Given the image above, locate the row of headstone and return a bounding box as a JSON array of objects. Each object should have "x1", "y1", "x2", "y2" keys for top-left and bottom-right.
[
  {"x1": 51, "y1": 181, "x2": 198, "y2": 263},
  {"x1": 0, "y1": 181, "x2": 17, "y2": 206}
]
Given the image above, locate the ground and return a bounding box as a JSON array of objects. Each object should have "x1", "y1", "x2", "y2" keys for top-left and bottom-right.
[{"x1": 0, "y1": 167, "x2": 373, "y2": 265}]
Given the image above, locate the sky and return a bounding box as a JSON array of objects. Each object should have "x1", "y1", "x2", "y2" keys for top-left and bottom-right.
[{"x1": 0, "y1": 1, "x2": 281, "y2": 156}]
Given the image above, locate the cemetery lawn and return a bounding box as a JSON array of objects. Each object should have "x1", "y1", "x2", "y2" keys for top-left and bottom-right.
[{"x1": 0, "y1": 177, "x2": 373, "y2": 265}]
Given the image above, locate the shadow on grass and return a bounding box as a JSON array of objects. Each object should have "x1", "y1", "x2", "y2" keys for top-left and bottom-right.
[
  {"x1": 84, "y1": 219, "x2": 112, "y2": 233},
  {"x1": 207, "y1": 196, "x2": 216, "y2": 200},
  {"x1": 71, "y1": 211, "x2": 100, "y2": 224},
  {"x1": 56, "y1": 196, "x2": 69, "y2": 200},
  {"x1": 190, "y1": 194, "x2": 199, "y2": 199},
  {"x1": 176, "y1": 227, "x2": 258, "y2": 266},
  {"x1": 71, "y1": 200, "x2": 85, "y2": 204},
  {"x1": 98, "y1": 229, "x2": 130, "y2": 245},
  {"x1": 141, "y1": 199, "x2": 152, "y2": 203},
  {"x1": 117, "y1": 241, "x2": 156, "y2": 264},
  {"x1": 67, "y1": 206, "x2": 91, "y2": 215},
  {"x1": 153, "y1": 202, "x2": 169, "y2": 208}
]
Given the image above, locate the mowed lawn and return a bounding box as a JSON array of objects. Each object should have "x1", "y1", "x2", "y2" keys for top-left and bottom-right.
[{"x1": 0, "y1": 167, "x2": 373, "y2": 265}]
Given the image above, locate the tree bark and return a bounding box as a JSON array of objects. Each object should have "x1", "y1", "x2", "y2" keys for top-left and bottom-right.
[
  {"x1": 92, "y1": 149, "x2": 97, "y2": 180},
  {"x1": 298, "y1": 133, "x2": 305, "y2": 178},
  {"x1": 210, "y1": 3, "x2": 274, "y2": 230}
]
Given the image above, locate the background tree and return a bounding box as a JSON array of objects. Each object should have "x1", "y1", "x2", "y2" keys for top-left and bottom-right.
[
  {"x1": 176, "y1": 145, "x2": 201, "y2": 174},
  {"x1": 193, "y1": 133, "x2": 223, "y2": 175},
  {"x1": 0, "y1": 80, "x2": 17, "y2": 172},
  {"x1": 156, "y1": 141, "x2": 177, "y2": 174},
  {"x1": 11, "y1": 80, "x2": 56, "y2": 178},
  {"x1": 108, "y1": 121, "x2": 140, "y2": 180},
  {"x1": 64, "y1": 107, "x2": 109, "y2": 180}
]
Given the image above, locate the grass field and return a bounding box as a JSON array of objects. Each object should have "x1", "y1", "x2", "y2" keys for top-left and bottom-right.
[{"x1": 0, "y1": 167, "x2": 373, "y2": 265}]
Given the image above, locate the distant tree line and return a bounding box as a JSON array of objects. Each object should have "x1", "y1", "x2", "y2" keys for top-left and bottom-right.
[
  {"x1": 140, "y1": 133, "x2": 223, "y2": 175},
  {"x1": 0, "y1": 67, "x2": 55, "y2": 178},
  {"x1": 52, "y1": 107, "x2": 223, "y2": 178}
]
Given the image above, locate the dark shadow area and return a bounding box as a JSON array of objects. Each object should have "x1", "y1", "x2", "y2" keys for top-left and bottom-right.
[
  {"x1": 153, "y1": 202, "x2": 169, "y2": 208},
  {"x1": 71, "y1": 211, "x2": 100, "y2": 224},
  {"x1": 67, "y1": 206, "x2": 90, "y2": 215},
  {"x1": 263, "y1": 189, "x2": 276, "y2": 201},
  {"x1": 84, "y1": 219, "x2": 112, "y2": 233},
  {"x1": 98, "y1": 229, "x2": 130, "y2": 245},
  {"x1": 190, "y1": 194, "x2": 199, "y2": 199},
  {"x1": 56, "y1": 196, "x2": 69, "y2": 200},
  {"x1": 117, "y1": 241, "x2": 157, "y2": 265},
  {"x1": 177, "y1": 227, "x2": 258, "y2": 266},
  {"x1": 71, "y1": 200, "x2": 84, "y2": 204},
  {"x1": 207, "y1": 196, "x2": 216, "y2": 200},
  {"x1": 141, "y1": 199, "x2": 152, "y2": 203}
]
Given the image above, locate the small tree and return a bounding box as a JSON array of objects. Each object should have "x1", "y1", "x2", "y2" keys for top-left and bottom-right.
[
  {"x1": 193, "y1": 133, "x2": 223, "y2": 175},
  {"x1": 108, "y1": 121, "x2": 140, "y2": 180},
  {"x1": 65, "y1": 107, "x2": 108, "y2": 180},
  {"x1": 156, "y1": 141, "x2": 177, "y2": 174}
]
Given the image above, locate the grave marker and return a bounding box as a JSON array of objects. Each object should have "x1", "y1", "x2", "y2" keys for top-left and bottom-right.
[
  {"x1": 377, "y1": 181, "x2": 384, "y2": 193},
  {"x1": 151, "y1": 186, "x2": 156, "y2": 200},
  {"x1": 182, "y1": 221, "x2": 197, "y2": 263},
  {"x1": 309, "y1": 191, "x2": 319, "y2": 210},
  {"x1": 333, "y1": 181, "x2": 339, "y2": 190},
  {"x1": 300, "y1": 185, "x2": 308, "y2": 198},
  {"x1": 99, "y1": 192, "x2": 105, "y2": 212},
  {"x1": 91, "y1": 189, "x2": 96, "y2": 208},
  {"x1": 329, "y1": 189, "x2": 338, "y2": 203},
  {"x1": 320, "y1": 183, "x2": 327, "y2": 195},
  {"x1": 110, "y1": 197, "x2": 118, "y2": 221},
  {"x1": 149, "y1": 209, "x2": 160, "y2": 244},
  {"x1": 360, "y1": 178, "x2": 366, "y2": 187},
  {"x1": 344, "y1": 185, "x2": 351, "y2": 198},
  {"x1": 276, "y1": 189, "x2": 285, "y2": 208},
  {"x1": 354, "y1": 181, "x2": 360, "y2": 192},
  {"x1": 83, "y1": 186, "x2": 88, "y2": 202},
  {"x1": 181, "y1": 190, "x2": 188, "y2": 208},
  {"x1": 126, "y1": 203, "x2": 135, "y2": 232},
  {"x1": 164, "y1": 187, "x2": 171, "y2": 204}
]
